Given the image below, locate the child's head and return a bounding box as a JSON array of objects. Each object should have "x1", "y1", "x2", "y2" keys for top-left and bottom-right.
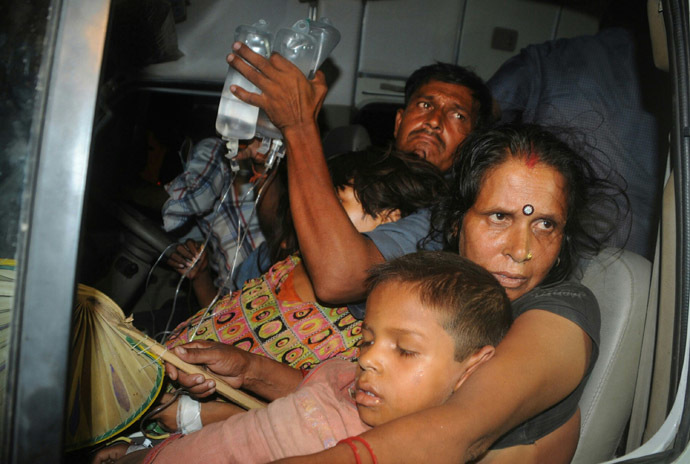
[
  {"x1": 328, "y1": 147, "x2": 447, "y2": 232},
  {"x1": 354, "y1": 251, "x2": 511, "y2": 427},
  {"x1": 266, "y1": 147, "x2": 446, "y2": 261}
]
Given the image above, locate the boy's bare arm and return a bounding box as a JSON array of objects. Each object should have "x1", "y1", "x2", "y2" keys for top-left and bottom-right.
[
  {"x1": 166, "y1": 240, "x2": 216, "y2": 307},
  {"x1": 228, "y1": 44, "x2": 386, "y2": 304},
  {"x1": 114, "y1": 449, "x2": 148, "y2": 464}
]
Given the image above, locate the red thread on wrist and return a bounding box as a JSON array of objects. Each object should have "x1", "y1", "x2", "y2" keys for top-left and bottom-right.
[
  {"x1": 350, "y1": 436, "x2": 378, "y2": 464},
  {"x1": 338, "y1": 437, "x2": 362, "y2": 464},
  {"x1": 338, "y1": 436, "x2": 377, "y2": 464}
]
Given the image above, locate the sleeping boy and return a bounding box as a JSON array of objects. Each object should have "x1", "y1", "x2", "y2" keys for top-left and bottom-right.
[{"x1": 101, "y1": 250, "x2": 511, "y2": 463}]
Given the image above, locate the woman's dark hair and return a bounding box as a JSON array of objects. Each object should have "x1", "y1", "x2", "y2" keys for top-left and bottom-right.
[
  {"x1": 264, "y1": 147, "x2": 448, "y2": 266},
  {"x1": 404, "y1": 62, "x2": 495, "y2": 130},
  {"x1": 432, "y1": 123, "x2": 627, "y2": 284}
]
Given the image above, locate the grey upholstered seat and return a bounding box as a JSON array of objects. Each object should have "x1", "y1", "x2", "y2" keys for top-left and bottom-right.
[
  {"x1": 572, "y1": 247, "x2": 652, "y2": 463},
  {"x1": 322, "y1": 124, "x2": 371, "y2": 159}
]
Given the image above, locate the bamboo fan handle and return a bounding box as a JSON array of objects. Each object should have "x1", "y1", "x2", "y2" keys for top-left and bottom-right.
[{"x1": 116, "y1": 323, "x2": 266, "y2": 410}]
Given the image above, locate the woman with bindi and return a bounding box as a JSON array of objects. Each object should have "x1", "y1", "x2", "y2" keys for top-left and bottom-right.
[{"x1": 274, "y1": 123, "x2": 622, "y2": 463}]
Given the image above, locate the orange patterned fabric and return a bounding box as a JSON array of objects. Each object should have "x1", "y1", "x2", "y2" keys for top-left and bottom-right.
[{"x1": 166, "y1": 255, "x2": 361, "y2": 369}]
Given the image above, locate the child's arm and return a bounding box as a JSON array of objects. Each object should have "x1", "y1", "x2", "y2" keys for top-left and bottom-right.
[
  {"x1": 166, "y1": 240, "x2": 217, "y2": 307},
  {"x1": 165, "y1": 340, "x2": 304, "y2": 401},
  {"x1": 152, "y1": 392, "x2": 246, "y2": 432},
  {"x1": 113, "y1": 448, "x2": 148, "y2": 464}
]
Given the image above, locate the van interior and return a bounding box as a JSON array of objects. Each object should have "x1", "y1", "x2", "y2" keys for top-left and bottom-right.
[{"x1": 3, "y1": 0, "x2": 690, "y2": 463}]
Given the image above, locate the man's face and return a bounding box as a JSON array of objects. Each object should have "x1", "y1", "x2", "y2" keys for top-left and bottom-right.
[
  {"x1": 393, "y1": 81, "x2": 478, "y2": 172},
  {"x1": 354, "y1": 282, "x2": 468, "y2": 427}
]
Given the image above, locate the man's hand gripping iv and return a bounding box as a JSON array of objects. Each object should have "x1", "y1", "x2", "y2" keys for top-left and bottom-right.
[{"x1": 226, "y1": 42, "x2": 328, "y2": 135}]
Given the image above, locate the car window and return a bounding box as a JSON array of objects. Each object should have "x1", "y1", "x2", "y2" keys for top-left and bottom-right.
[{"x1": 0, "y1": 0, "x2": 51, "y2": 452}]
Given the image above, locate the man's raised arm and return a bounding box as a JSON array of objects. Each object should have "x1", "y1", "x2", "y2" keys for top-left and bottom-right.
[{"x1": 227, "y1": 43, "x2": 386, "y2": 303}]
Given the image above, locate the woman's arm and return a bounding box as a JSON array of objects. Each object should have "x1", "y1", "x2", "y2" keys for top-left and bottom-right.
[
  {"x1": 273, "y1": 309, "x2": 592, "y2": 463},
  {"x1": 166, "y1": 340, "x2": 304, "y2": 401}
]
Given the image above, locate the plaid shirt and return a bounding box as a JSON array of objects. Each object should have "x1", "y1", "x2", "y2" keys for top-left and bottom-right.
[{"x1": 162, "y1": 138, "x2": 264, "y2": 292}]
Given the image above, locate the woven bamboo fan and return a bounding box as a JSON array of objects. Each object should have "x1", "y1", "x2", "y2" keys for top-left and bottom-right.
[
  {"x1": 65, "y1": 284, "x2": 265, "y2": 451},
  {"x1": 65, "y1": 284, "x2": 165, "y2": 450}
]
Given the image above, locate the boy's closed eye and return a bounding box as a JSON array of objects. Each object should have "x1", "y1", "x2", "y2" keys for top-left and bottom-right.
[
  {"x1": 358, "y1": 335, "x2": 422, "y2": 359},
  {"x1": 397, "y1": 346, "x2": 418, "y2": 357}
]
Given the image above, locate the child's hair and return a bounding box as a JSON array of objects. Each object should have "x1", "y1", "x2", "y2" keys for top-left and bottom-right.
[
  {"x1": 265, "y1": 147, "x2": 447, "y2": 265},
  {"x1": 366, "y1": 251, "x2": 512, "y2": 361},
  {"x1": 328, "y1": 147, "x2": 448, "y2": 219}
]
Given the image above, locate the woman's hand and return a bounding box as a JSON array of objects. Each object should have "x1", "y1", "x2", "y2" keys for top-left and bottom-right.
[
  {"x1": 165, "y1": 341, "x2": 251, "y2": 398},
  {"x1": 166, "y1": 340, "x2": 304, "y2": 401},
  {"x1": 227, "y1": 43, "x2": 328, "y2": 134}
]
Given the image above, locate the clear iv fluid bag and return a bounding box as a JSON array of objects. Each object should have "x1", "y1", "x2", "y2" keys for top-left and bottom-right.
[
  {"x1": 215, "y1": 21, "x2": 271, "y2": 141},
  {"x1": 276, "y1": 19, "x2": 316, "y2": 75},
  {"x1": 255, "y1": 18, "x2": 341, "y2": 140},
  {"x1": 304, "y1": 17, "x2": 341, "y2": 78}
]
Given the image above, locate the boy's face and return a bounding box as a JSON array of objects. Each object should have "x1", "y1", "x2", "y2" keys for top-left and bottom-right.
[{"x1": 354, "y1": 282, "x2": 470, "y2": 427}]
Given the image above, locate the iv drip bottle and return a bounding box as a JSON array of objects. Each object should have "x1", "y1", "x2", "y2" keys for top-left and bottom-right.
[
  {"x1": 255, "y1": 18, "x2": 341, "y2": 141},
  {"x1": 215, "y1": 20, "x2": 272, "y2": 142}
]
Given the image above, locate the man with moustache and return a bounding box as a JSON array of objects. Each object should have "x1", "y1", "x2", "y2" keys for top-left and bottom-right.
[{"x1": 226, "y1": 51, "x2": 494, "y2": 313}]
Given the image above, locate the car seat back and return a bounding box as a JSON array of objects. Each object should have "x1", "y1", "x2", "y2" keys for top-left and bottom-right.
[
  {"x1": 322, "y1": 124, "x2": 371, "y2": 159},
  {"x1": 572, "y1": 247, "x2": 652, "y2": 463}
]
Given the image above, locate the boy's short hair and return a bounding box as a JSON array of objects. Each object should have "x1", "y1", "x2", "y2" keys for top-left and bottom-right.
[{"x1": 366, "y1": 251, "x2": 512, "y2": 360}]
